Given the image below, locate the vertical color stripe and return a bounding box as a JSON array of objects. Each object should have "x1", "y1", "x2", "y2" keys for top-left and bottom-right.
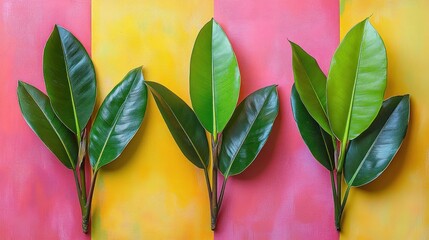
[
  {"x1": 0, "y1": 0, "x2": 91, "y2": 239},
  {"x1": 91, "y1": 0, "x2": 214, "y2": 238},
  {"x1": 340, "y1": 1, "x2": 429, "y2": 239},
  {"x1": 214, "y1": 0, "x2": 339, "y2": 239}
]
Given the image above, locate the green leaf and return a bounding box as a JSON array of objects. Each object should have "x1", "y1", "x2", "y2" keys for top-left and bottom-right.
[
  {"x1": 89, "y1": 67, "x2": 147, "y2": 172},
  {"x1": 289, "y1": 41, "x2": 331, "y2": 135},
  {"x1": 344, "y1": 95, "x2": 410, "y2": 187},
  {"x1": 17, "y1": 81, "x2": 78, "y2": 169},
  {"x1": 145, "y1": 81, "x2": 209, "y2": 169},
  {"x1": 43, "y1": 25, "x2": 96, "y2": 135},
  {"x1": 290, "y1": 84, "x2": 334, "y2": 170},
  {"x1": 190, "y1": 18, "x2": 240, "y2": 135},
  {"x1": 327, "y1": 18, "x2": 387, "y2": 141},
  {"x1": 219, "y1": 85, "x2": 279, "y2": 177}
]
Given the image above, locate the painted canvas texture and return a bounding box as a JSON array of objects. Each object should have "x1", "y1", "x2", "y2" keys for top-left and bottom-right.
[
  {"x1": 340, "y1": 0, "x2": 429, "y2": 239},
  {"x1": 91, "y1": 0, "x2": 214, "y2": 239},
  {"x1": 0, "y1": 0, "x2": 91, "y2": 239},
  {"x1": 214, "y1": 0, "x2": 339, "y2": 239}
]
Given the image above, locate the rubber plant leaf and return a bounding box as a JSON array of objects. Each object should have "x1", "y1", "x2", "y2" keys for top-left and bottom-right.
[
  {"x1": 344, "y1": 95, "x2": 410, "y2": 187},
  {"x1": 145, "y1": 81, "x2": 209, "y2": 169},
  {"x1": 89, "y1": 67, "x2": 147, "y2": 172},
  {"x1": 190, "y1": 18, "x2": 240, "y2": 135},
  {"x1": 327, "y1": 18, "x2": 387, "y2": 141},
  {"x1": 43, "y1": 25, "x2": 96, "y2": 135},
  {"x1": 219, "y1": 85, "x2": 279, "y2": 177},
  {"x1": 17, "y1": 81, "x2": 78, "y2": 169},
  {"x1": 290, "y1": 84, "x2": 334, "y2": 170},
  {"x1": 290, "y1": 41, "x2": 331, "y2": 135}
]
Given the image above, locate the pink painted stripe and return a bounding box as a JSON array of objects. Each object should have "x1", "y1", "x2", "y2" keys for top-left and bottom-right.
[
  {"x1": 0, "y1": 1, "x2": 91, "y2": 239},
  {"x1": 214, "y1": 0, "x2": 339, "y2": 239}
]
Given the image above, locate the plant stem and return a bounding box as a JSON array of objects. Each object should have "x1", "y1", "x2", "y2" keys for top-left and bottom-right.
[
  {"x1": 341, "y1": 184, "x2": 351, "y2": 214},
  {"x1": 336, "y1": 140, "x2": 348, "y2": 173},
  {"x1": 204, "y1": 168, "x2": 212, "y2": 200},
  {"x1": 210, "y1": 134, "x2": 219, "y2": 231},
  {"x1": 217, "y1": 177, "x2": 228, "y2": 210},
  {"x1": 79, "y1": 131, "x2": 88, "y2": 201},
  {"x1": 73, "y1": 169, "x2": 84, "y2": 212},
  {"x1": 329, "y1": 170, "x2": 339, "y2": 225},
  {"x1": 334, "y1": 183, "x2": 352, "y2": 232},
  {"x1": 80, "y1": 162, "x2": 87, "y2": 203},
  {"x1": 335, "y1": 139, "x2": 348, "y2": 231},
  {"x1": 335, "y1": 170, "x2": 342, "y2": 231},
  {"x1": 82, "y1": 171, "x2": 98, "y2": 234}
]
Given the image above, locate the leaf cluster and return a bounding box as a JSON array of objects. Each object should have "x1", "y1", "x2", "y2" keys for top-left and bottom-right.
[
  {"x1": 17, "y1": 25, "x2": 148, "y2": 233},
  {"x1": 290, "y1": 18, "x2": 410, "y2": 230}
]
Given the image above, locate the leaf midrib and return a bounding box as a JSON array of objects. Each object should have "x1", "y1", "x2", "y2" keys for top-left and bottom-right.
[
  {"x1": 58, "y1": 28, "x2": 81, "y2": 136},
  {"x1": 224, "y1": 89, "x2": 273, "y2": 177},
  {"x1": 94, "y1": 75, "x2": 137, "y2": 170},
  {"x1": 151, "y1": 86, "x2": 207, "y2": 169},
  {"x1": 342, "y1": 22, "x2": 367, "y2": 143},
  {"x1": 319, "y1": 127, "x2": 334, "y2": 170},
  {"x1": 295, "y1": 51, "x2": 328, "y2": 118},
  {"x1": 211, "y1": 22, "x2": 217, "y2": 135},
  {"x1": 347, "y1": 103, "x2": 399, "y2": 187},
  {"x1": 26, "y1": 87, "x2": 75, "y2": 168}
]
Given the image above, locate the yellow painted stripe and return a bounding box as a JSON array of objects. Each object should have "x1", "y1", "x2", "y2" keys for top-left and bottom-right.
[
  {"x1": 340, "y1": 1, "x2": 429, "y2": 239},
  {"x1": 91, "y1": 0, "x2": 213, "y2": 238}
]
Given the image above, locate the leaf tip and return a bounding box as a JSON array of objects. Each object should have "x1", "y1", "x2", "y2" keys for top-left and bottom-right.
[
  {"x1": 288, "y1": 40, "x2": 297, "y2": 48},
  {"x1": 17, "y1": 81, "x2": 29, "y2": 92},
  {"x1": 53, "y1": 24, "x2": 64, "y2": 32}
]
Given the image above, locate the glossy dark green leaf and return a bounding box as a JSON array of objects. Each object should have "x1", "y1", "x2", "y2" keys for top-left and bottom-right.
[
  {"x1": 327, "y1": 18, "x2": 387, "y2": 142},
  {"x1": 17, "y1": 81, "x2": 78, "y2": 169},
  {"x1": 89, "y1": 67, "x2": 147, "y2": 172},
  {"x1": 290, "y1": 41, "x2": 331, "y2": 135},
  {"x1": 145, "y1": 81, "x2": 209, "y2": 169},
  {"x1": 190, "y1": 18, "x2": 240, "y2": 135},
  {"x1": 344, "y1": 95, "x2": 410, "y2": 187},
  {"x1": 43, "y1": 25, "x2": 96, "y2": 135},
  {"x1": 219, "y1": 85, "x2": 279, "y2": 177},
  {"x1": 290, "y1": 84, "x2": 334, "y2": 170}
]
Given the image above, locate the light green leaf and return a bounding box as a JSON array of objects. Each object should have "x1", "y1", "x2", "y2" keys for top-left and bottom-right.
[
  {"x1": 290, "y1": 41, "x2": 331, "y2": 134},
  {"x1": 190, "y1": 18, "x2": 240, "y2": 135},
  {"x1": 327, "y1": 18, "x2": 387, "y2": 142}
]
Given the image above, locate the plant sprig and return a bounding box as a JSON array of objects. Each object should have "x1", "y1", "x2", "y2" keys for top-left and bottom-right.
[
  {"x1": 146, "y1": 18, "x2": 280, "y2": 230},
  {"x1": 290, "y1": 18, "x2": 410, "y2": 231},
  {"x1": 17, "y1": 25, "x2": 148, "y2": 233}
]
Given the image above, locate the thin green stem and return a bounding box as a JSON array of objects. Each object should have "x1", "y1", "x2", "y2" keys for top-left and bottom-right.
[
  {"x1": 204, "y1": 168, "x2": 212, "y2": 200},
  {"x1": 79, "y1": 130, "x2": 88, "y2": 200},
  {"x1": 330, "y1": 170, "x2": 338, "y2": 211},
  {"x1": 335, "y1": 170, "x2": 342, "y2": 231},
  {"x1": 82, "y1": 171, "x2": 98, "y2": 234},
  {"x1": 210, "y1": 134, "x2": 218, "y2": 231},
  {"x1": 73, "y1": 169, "x2": 84, "y2": 212},
  {"x1": 341, "y1": 184, "x2": 351, "y2": 213},
  {"x1": 335, "y1": 183, "x2": 352, "y2": 232},
  {"x1": 337, "y1": 140, "x2": 348, "y2": 173},
  {"x1": 80, "y1": 162, "x2": 87, "y2": 202},
  {"x1": 217, "y1": 177, "x2": 228, "y2": 210},
  {"x1": 331, "y1": 137, "x2": 338, "y2": 168}
]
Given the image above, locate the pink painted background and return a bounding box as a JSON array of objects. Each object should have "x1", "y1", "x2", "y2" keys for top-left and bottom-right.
[
  {"x1": 1, "y1": 0, "x2": 340, "y2": 238},
  {"x1": 0, "y1": 0, "x2": 90, "y2": 239},
  {"x1": 214, "y1": 0, "x2": 339, "y2": 238}
]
